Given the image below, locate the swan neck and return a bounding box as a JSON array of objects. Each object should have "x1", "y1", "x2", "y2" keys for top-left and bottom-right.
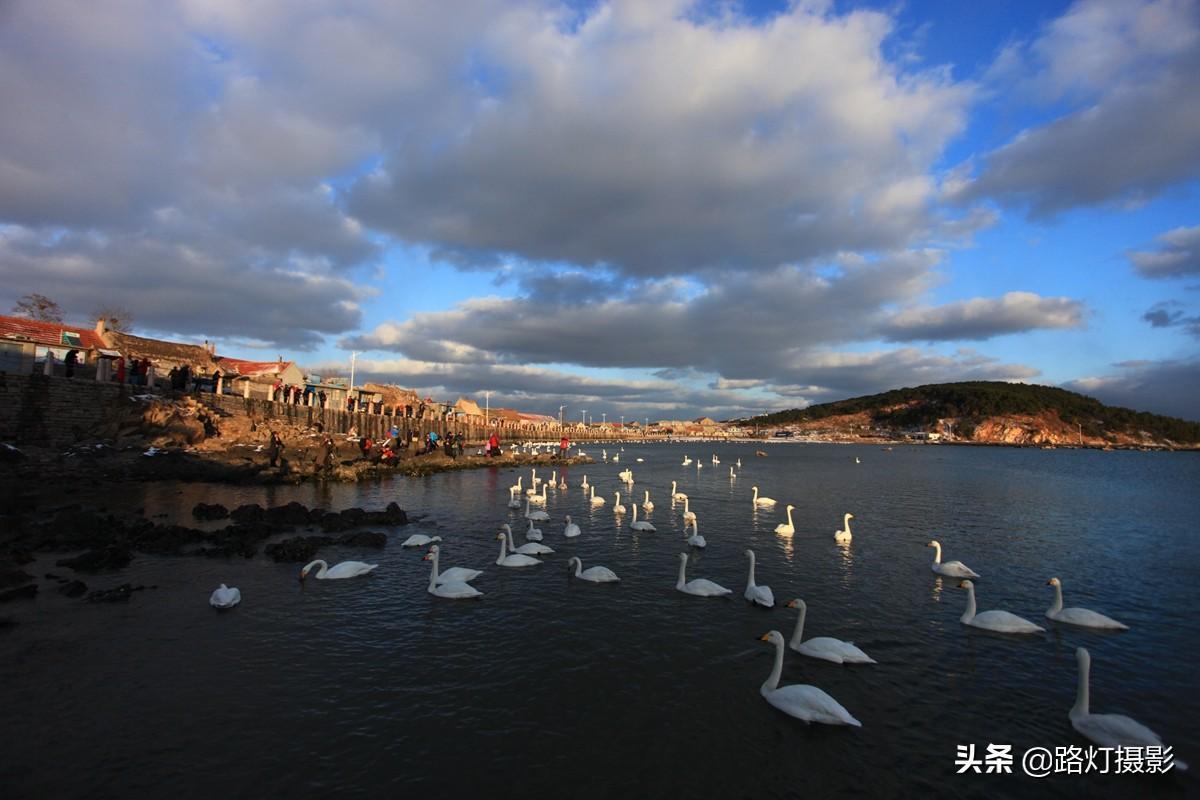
[
  {"x1": 508, "y1": 529, "x2": 517, "y2": 550},
  {"x1": 786, "y1": 506, "x2": 793, "y2": 526},
  {"x1": 789, "y1": 603, "x2": 807, "y2": 646},
  {"x1": 497, "y1": 536, "x2": 508, "y2": 561},
  {"x1": 1073, "y1": 653, "x2": 1090, "y2": 717},
  {"x1": 961, "y1": 584, "x2": 976, "y2": 622},
  {"x1": 763, "y1": 638, "x2": 784, "y2": 693},
  {"x1": 932, "y1": 542, "x2": 942, "y2": 564},
  {"x1": 746, "y1": 552, "x2": 757, "y2": 587},
  {"x1": 1049, "y1": 583, "x2": 1064, "y2": 615},
  {"x1": 571, "y1": 557, "x2": 582, "y2": 577},
  {"x1": 844, "y1": 514, "x2": 852, "y2": 535},
  {"x1": 676, "y1": 557, "x2": 687, "y2": 589},
  {"x1": 428, "y1": 552, "x2": 439, "y2": 589}
]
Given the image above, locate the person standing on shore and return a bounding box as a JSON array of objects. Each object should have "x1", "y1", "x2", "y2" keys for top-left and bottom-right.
[
  {"x1": 115, "y1": 356, "x2": 126, "y2": 384},
  {"x1": 64, "y1": 349, "x2": 78, "y2": 378},
  {"x1": 488, "y1": 431, "x2": 500, "y2": 457},
  {"x1": 318, "y1": 434, "x2": 335, "y2": 476},
  {"x1": 266, "y1": 430, "x2": 284, "y2": 468},
  {"x1": 559, "y1": 434, "x2": 570, "y2": 460}
]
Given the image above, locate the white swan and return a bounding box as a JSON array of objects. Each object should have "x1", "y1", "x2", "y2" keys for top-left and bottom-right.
[
  {"x1": 786, "y1": 599, "x2": 875, "y2": 664},
  {"x1": 927, "y1": 540, "x2": 978, "y2": 578},
  {"x1": 752, "y1": 486, "x2": 776, "y2": 507},
  {"x1": 507, "y1": 488, "x2": 523, "y2": 509},
  {"x1": 729, "y1": 466, "x2": 736, "y2": 479},
  {"x1": 855, "y1": 457, "x2": 861, "y2": 464},
  {"x1": 618, "y1": 468, "x2": 633, "y2": 483},
  {"x1": 696, "y1": 461, "x2": 702, "y2": 470},
  {"x1": 503, "y1": 524, "x2": 554, "y2": 555},
  {"x1": 510, "y1": 476, "x2": 523, "y2": 494},
  {"x1": 209, "y1": 583, "x2": 241, "y2": 609},
  {"x1": 681, "y1": 455, "x2": 692, "y2": 466},
  {"x1": 743, "y1": 549, "x2": 775, "y2": 607},
  {"x1": 524, "y1": 498, "x2": 549, "y2": 522},
  {"x1": 612, "y1": 491, "x2": 626, "y2": 515},
  {"x1": 299, "y1": 559, "x2": 378, "y2": 580},
  {"x1": 736, "y1": 458, "x2": 742, "y2": 468},
  {"x1": 563, "y1": 515, "x2": 581, "y2": 538},
  {"x1": 602, "y1": 449, "x2": 608, "y2": 461},
  {"x1": 1046, "y1": 578, "x2": 1129, "y2": 630},
  {"x1": 758, "y1": 631, "x2": 862, "y2": 727},
  {"x1": 1069, "y1": 647, "x2": 1187, "y2": 769},
  {"x1": 774, "y1": 504, "x2": 795, "y2": 535},
  {"x1": 834, "y1": 513, "x2": 853, "y2": 543},
  {"x1": 636, "y1": 457, "x2": 644, "y2": 462},
  {"x1": 642, "y1": 490, "x2": 654, "y2": 512},
  {"x1": 558, "y1": 475, "x2": 566, "y2": 490},
  {"x1": 686, "y1": 519, "x2": 706, "y2": 548},
  {"x1": 681, "y1": 496, "x2": 696, "y2": 524},
  {"x1": 589, "y1": 486, "x2": 606, "y2": 507},
  {"x1": 671, "y1": 481, "x2": 687, "y2": 501},
  {"x1": 401, "y1": 534, "x2": 442, "y2": 548},
  {"x1": 581, "y1": 474, "x2": 589, "y2": 489},
  {"x1": 611, "y1": 453, "x2": 619, "y2": 463},
  {"x1": 495, "y1": 532, "x2": 542, "y2": 567},
  {"x1": 530, "y1": 468, "x2": 541, "y2": 488},
  {"x1": 957, "y1": 580, "x2": 1044, "y2": 634},
  {"x1": 711, "y1": 454, "x2": 719, "y2": 465},
  {"x1": 525, "y1": 519, "x2": 544, "y2": 542},
  {"x1": 567, "y1": 556, "x2": 620, "y2": 583},
  {"x1": 528, "y1": 482, "x2": 548, "y2": 506},
  {"x1": 630, "y1": 504, "x2": 656, "y2": 531},
  {"x1": 675, "y1": 552, "x2": 731, "y2": 597},
  {"x1": 424, "y1": 544, "x2": 483, "y2": 585},
  {"x1": 424, "y1": 549, "x2": 482, "y2": 599}
]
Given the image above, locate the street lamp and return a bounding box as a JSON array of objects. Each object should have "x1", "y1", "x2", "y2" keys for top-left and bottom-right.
[
  {"x1": 484, "y1": 391, "x2": 491, "y2": 428},
  {"x1": 349, "y1": 351, "x2": 359, "y2": 391},
  {"x1": 602, "y1": 412, "x2": 607, "y2": 425},
  {"x1": 580, "y1": 409, "x2": 587, "y2": 426},
  {"x1": 559, "y1": 405, "x2": 566, "y2": 428}
]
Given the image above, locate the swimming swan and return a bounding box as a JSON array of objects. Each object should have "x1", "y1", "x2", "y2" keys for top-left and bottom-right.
[
  {"x1": 209, "y1": 584, "x2": 241, "y2": 609},
  {"x1": 927, "y1": 540, "x2": 978, "y2": 578},
  {"x1": 424, "y1": 545, "x2": 483, "y2": 585},
  {"x1": 686, "y1": 519, "x2": 706, "y2": 548},
  {"x1": 681, "y1": 496, "x2": 696, "y2": 524},
  {"x1": 528, "y1": 483, "x2": 548, "y2": 506},
  {"x1": 834, "y1": 513, "x2": 854, "y2": 543},
  {"x1": 752, "y1": 486, "x2": 776, "y2": 507},
  {"x1": 590, "y1": 486, "x2": 606, "y2": 507},
  {"x1": 1046, "y1": 578, "x2": 1128, "y2": 630},
  {"x1": 524, "y1": 519, "x2": 544, "y2": 542},
  {"x1": 299, "y1": 559, "x2": 378, "y2": 580},
  {"x1": 502, "y1": 524, "x2": 554, "y2": 555},
  {"x1": 563, "y1": 515, "x2": 581, "y2": 538},
  {"x1": 675, "y1": 552, "x2": 731, "y2": 597},
  {"x1": 612, "y1": 492, "x2": 626, "y2": 515},
  {"x1": 1069, "y1": 647, "x2": 1187, "y2": 769},
  {"x1": 758, "y1": 631, "x2": 862, "y2": 727},
  {"x1": 642, "y1": 490, "x2": 654, "y2": 512},
  {"x1": 495, "y1": 532, "x2": 542, "y2": 567},
  {"x1": 581, "y1": 475, "x2": 589, "y2": 489},
  {"x1": 774, "y1": 505, "x2": 795, "y2": 535},
  {"x1": 743, "y1": 549, "x2": 775, "y2": 607},
  {"x1": 507, "y1": 488, "x2": 523, "y2": 509},
  {"x1": 567, "y1": 556, "x2": 620, "y2": 583},
  {"x1": 401, "y1": 534, "x2": 442, "y2": 548},
  {"x1": 630, "y1": 504, "x2": 656, "y2": 531},
  {"x1": 957, "y1": 580, "x2": 1044, "y2": 634},
  {"x1": 671, "y1": 481, "x2": 687, "y2": 501},
  {"x1": 424, "y1": 550, "x2": 482, "y2": 599},
  {"x1": 525, "y1": 498, "x2": 550, "y2": 522},
  {"x1": 785, "y1": 599, "x2": 875, "y2": 664}
]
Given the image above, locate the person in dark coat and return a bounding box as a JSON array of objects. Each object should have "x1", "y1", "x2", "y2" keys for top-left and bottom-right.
[
  {"x1": 64, "y1": 349, "x2": 79, "y2": 377},
  {"x1": 266, "y1": 430, "x2": 284, "y2": 468},
  {"x1": 318, "y1": 435, "x2": 335, "y2": 476}
]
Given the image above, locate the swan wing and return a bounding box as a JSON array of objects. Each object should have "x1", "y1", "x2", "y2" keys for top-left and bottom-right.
[
  {"x1": 681, "y1": 579, "x2": 731, "y2": 597},
  {"x1": 1072, "y1": 713, "x2": 1162, "y2": 749},
  {"x1": 773, "y1": 524, "x2": 794, "y2": 534},
  {"x1": 970, "y1": 610, "x2": 1045, "y2": 633},
  {"x1": 934, "y1": 560, "x2": 979, "y2": 578},
  {"x1": 762, "y1": 685, "x2": 862, "y2": 727},
  {"x1": 745, "y1": 585, "x2": 775, "y2": 607},
  {"x1": 401, "y1": 534, "x2": 428, "y2": 547},
  {"x1": 209, "y1": 585, "x2": 241, "y2": 608},
  {"x1": 500, "y1": 554, "x2": 542, "y2": 567},
  {"x1": 325, "y1": 561, "x2": 378, "y2": 578},
  {"x1": 687, "y1": 535, "x2": 707, "y2": 548},
  {"x1": 437, "y1": 567, "x2": 483, "y2": 584},
  {"x1": 799, "y1": 637, "x2": 874, "y2": 664},
  {"x1": 581, "y1": 567, "x2": 620, "y2": 582},
  {"x1": 430, "y1": 580, "x2": 483, "y2": 599},
  {"x1": 515, "y1": 543, "x2": 555, "y2": 555},
  {"x1": 564, "y1": 524, "x2": 581, "y2": 538},
  {"x1": 1050, "y1": 607, "x2": 1129, "y2": 630}
]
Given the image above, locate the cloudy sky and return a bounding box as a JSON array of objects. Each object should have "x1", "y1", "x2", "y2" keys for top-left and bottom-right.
[{"x1": 3, "y1": 0, "x2": 1198, "y2": 421}]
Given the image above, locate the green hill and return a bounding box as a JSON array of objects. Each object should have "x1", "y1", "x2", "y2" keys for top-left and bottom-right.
[{"x1": 747, "y1": 381, "x2": 1200, "y2": 444}]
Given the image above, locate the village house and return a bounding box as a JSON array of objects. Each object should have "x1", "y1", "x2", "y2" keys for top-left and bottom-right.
[{"x1": 0, "y1": 314, "x2": 112, "y2": 376}]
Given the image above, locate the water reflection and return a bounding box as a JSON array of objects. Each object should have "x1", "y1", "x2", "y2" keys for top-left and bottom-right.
[
  {"x1": 836, "y1": 540, "x2": 855, "y2": 587},
  {"x1": 775, "y1": 531, "x2": 795, "y2": 561},
  {"x1": 931, "y1": 575, "x2": 944, "y2": 602}
]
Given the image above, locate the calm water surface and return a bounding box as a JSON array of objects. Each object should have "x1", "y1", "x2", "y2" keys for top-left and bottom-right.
[{"x1": 2, "y1": 444, "x2": 1197, "y2": 799}]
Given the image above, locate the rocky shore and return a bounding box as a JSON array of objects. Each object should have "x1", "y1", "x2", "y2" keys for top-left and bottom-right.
[{"x1": 0, "y1": 498, "x2": 415, "y2": 622}]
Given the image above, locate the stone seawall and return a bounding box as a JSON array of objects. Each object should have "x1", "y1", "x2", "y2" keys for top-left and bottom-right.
[{"x1": 0, "y1": 372, "x2": 128, "y2": 448}]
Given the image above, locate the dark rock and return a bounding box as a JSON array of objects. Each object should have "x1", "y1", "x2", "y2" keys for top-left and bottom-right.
[
  {"x1": 364, "y1": 502, "x2": 409, "y2": 526},
  {"x1": 59, "y1": 580, "x2": 88, "y2": 597},
  {"x1": 0, "y1": 584, "x2": 37, "y2": 602},
  {"x1": 264, "y1": 535, "x2": 334, "y2": 563},
  {"x1": 307, "y1": 507, "x2": 328, "y2": 523},
  {"x1": 336, "y1": 531, "x2": 388, "y2": 549},
  {"x1": 85, "y1": 583, "x2": 145, "y2": 603},
  {"x1": 0, "y1": 617, "x2": 16, "y2": 630},
  {"x1": 192, "y1": 502, "x2": 229, "y2": 520},
  {"x1": 131, "y1": 523, "x2": 204, "y2": 556},
  {"x1": 56, "y1": 546, "x2": 133, "y2": 572},
  {"x1": 0, "y1": 492, "x2": 36, "y2": 514},
  {"x1": 0, "y1": 567, "x2": 34, "y2": 590},
  {"x1": 7, "y1": 549, "x2": 33, "y2": 565},
  {"x1": 44, "y1": 572, "x2": 62, "y2": 581},
  {"x1": 264, "y1": 501, "x2": 311, "y2": 525},
  {"x1": 229, "y1": 503, "x2": 264, "y2": 523}
]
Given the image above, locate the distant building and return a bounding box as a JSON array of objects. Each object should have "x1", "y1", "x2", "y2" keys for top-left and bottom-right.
[{"x1": 0, "y1": 314, "x2": 112, "y2": 374}]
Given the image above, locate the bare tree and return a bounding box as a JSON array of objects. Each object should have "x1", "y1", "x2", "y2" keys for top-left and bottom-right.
[
  {"x1": 94, "y1": 306, "x2": 135, "y2": 333},
  {"x1": 11, "y1": 293, "x2": 64, "y2": 322}
]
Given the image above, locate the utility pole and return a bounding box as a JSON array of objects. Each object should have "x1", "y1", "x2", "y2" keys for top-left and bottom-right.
[
  {"x1": 602, "y1": 412, "x2": 607, "y2": 425},
  {"x1": 485, "y1": 391, "x2": 491, "y2": 429},
  {"x1": 349, "y1": 351, "x2": 358, "y2": 391},
  {"x1": 559, "y1": 405, "x2": 566, "y2": 428},
  {"x1": 581, "y1": 409, "x2": 587, "y2": 426}
]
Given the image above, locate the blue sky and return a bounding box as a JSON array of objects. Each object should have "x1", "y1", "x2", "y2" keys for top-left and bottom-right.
[{"x1": 2, "y1": 0, "x2": 1198, "y2": 420}]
